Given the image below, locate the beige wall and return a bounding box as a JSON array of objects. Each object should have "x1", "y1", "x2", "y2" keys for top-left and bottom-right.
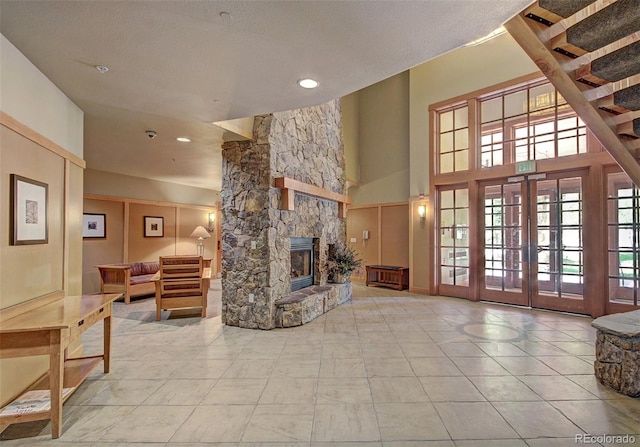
[
  {"x1": 0, "y1": 35, "x2": 83, "y2": 158},
  {"x1": 349, "y1": 72, "x2": 410, "y2": 206},
  {"x1": 85, "y1": 168, "x2": 219, "y2": 206},
  {"x1": 0, "y1": 34, "x2": 84, "y2": 406},
  {"x1": 341, "y1": 92, "x2": 360, "y2": 185},
  {"x1": 347, "y1": 204, "x2": 409, "y2": 283}
]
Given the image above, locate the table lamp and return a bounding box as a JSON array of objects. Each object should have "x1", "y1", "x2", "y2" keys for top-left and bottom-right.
[{"x1": 190, "y1": 225, "x2": 211, "y2": 256}]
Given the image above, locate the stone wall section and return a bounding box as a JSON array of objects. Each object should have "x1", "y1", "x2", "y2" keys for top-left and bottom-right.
[{"x1": 221, "y1": 100, "x2": 347, "y2": 330}]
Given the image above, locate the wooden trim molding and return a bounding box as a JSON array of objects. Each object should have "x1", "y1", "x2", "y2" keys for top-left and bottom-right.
[
  {"x1": 84, "y1": 193, "x2": 215, "y2": 210},
  {"x1": 0, "y1": 112, "x2": 85, "y2": 168},
  {"x1": 274, "y1": 177, "x2": 351, "y2": 218}
]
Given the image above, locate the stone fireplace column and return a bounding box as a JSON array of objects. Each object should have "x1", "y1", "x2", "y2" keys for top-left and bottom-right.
[{"x1": 221, "y1": 101, "x2": 346, "y2": 330}]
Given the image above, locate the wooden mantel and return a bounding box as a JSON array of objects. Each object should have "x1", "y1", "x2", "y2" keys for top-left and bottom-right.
[{"x1": 274, "y1": 177, "x2": 351, "y2": 218}]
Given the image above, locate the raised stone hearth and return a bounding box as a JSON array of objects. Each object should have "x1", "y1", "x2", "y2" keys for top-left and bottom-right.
[
  {"x1": 275, "y1": 283, "x2": 351, "y2": 328},
  {"x1": 592, "y1": 310, "x2": 640, "y2": 397},
  {"x1": 221, "y1": 99, "x2": 350, "y2": 329}
]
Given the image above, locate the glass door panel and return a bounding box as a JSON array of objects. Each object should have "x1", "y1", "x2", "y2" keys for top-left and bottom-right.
[
  {"x1": 480, "y1": 182, "x2": 528, "y2": 306},
  {"x1": 480, "y1": 173, "x2": 586, "y2": 313}
]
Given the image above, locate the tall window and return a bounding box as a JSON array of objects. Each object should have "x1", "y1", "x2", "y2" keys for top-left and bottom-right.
[
  {"x1": 479, "y1": 82, "x2": 587, "y2": 168},
  {"x1": 438, "y1": 105, "x2": 469, "y2": 173},
  {"x1": 439, "y1": 187, "x2": 469, "y2": 286},
  {"x1": 608, "y1": 173, "x2": 640, "y2": 306}
]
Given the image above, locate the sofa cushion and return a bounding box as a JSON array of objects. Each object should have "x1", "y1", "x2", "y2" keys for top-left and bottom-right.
[
  {"x1": 142, "y1": 262, "x2": 159, "y2": 275},
  {"x1": 130, "y1": 273, "x2": 155, "y2": 285},
  {"x1": 129, "y1": 263, "x2": 144, "y2": 276}
]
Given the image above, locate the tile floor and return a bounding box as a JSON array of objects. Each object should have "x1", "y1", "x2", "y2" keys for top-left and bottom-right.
[{"x1": 2, "y1": 280, "x2": 639, "y2": 446}]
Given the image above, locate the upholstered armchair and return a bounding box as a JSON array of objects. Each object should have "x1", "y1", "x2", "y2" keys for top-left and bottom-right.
[{"x1": 153, "y1": 255, "x2": 210, "y2": 320}]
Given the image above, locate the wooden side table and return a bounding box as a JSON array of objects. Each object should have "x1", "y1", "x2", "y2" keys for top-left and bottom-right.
[
  {"x1": 365, "y1": 265, "x2": 409, "y2": 291},
  {"x1": 0, "y1": 293, "x2": 120, "y2": 438}
]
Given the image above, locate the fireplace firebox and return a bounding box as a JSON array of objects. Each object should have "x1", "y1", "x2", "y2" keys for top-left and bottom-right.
[{"x1": 290, "y1": 238, "x2": 314, "y2": 292}]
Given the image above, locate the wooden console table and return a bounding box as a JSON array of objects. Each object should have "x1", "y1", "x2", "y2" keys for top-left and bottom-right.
[
  {"x1": 0, "y1": 293, "x2": 120, "y2": 438},
  {"x1": 366, "y1": 265, "x2": 409, "y2": 291}
]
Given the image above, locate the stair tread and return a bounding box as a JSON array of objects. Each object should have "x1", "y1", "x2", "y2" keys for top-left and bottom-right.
[
  {"x1": 591, "y1": 40, "x2": 640, "y2": 82},
  {"x1": 614, "y1": 85, "x2": 640, "y2": 111},
  {"x1": 566, "y1": 0, "x2": 640, "y2": 52},
  {"x1": 538, "y1": 0, "x2": 593, "y2": 19}
]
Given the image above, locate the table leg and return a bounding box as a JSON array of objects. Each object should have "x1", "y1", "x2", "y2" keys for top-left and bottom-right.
[
  {"x1": 103, "y1": 313, "x2": 111, "y2": 373},
  {"x1": 49, "y1": 330, "x2": 64, "y2": 438}
]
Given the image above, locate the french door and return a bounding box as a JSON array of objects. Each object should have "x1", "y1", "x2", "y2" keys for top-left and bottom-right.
[{"x1": 479, "y1": 171, "x2": 587, "y2": 313}]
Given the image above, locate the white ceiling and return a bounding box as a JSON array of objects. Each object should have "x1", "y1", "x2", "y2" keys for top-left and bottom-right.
[{"x1": 0, "y1": 0, "x2": 531, "y2": 191}]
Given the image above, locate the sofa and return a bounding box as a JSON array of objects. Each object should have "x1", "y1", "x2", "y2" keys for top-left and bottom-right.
[{"x1": 96, "y1": 261, "x2": 160, "y2": 304}]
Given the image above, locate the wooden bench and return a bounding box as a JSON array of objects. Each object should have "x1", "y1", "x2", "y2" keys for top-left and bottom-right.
[
  {"x1": 592, "y1": 309, "x2": 640, "y2": 397},
  {"x1": 365, "y1": 265, "x2": 409, "y2": 291}
]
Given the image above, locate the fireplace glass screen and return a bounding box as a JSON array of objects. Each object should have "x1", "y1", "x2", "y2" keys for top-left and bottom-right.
[{"x1": 291, "y1": 238, "x2": 314, "y2": 291}]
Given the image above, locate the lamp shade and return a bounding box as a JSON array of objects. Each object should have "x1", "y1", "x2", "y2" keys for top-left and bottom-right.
[{"x1": 190, "y1": 226, "x2": 211, "y2": 239}]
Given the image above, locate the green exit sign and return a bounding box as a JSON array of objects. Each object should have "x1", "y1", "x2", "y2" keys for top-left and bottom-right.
[{"x1": 516, "y1": 160, "x2": 536, "y2": 174}]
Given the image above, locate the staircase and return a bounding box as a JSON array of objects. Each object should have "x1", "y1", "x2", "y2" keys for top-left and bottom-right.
[{"x1": 505, "y1": 0, "x2": 640, "y2": 186}]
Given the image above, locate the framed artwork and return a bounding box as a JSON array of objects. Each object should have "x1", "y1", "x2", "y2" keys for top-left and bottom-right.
[
  {"x1": 10, "y1": 174, "x2": 48, "y2": 245},
  {"x1": 83, "y1": 213, "x2": 106, "y2": 238},
  {"x1": 144, "y1": 216, "x2": 164, "y2": 237}
]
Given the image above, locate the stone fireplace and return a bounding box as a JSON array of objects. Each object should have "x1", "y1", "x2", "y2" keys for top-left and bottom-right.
[{"x1": 220, "y1": 99, "x2": 350, "y2": 330}]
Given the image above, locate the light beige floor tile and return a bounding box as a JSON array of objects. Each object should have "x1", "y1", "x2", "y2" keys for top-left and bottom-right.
[
  {"x1": 564, "y1": 374, "x2": 626, "y2": 399},
  {"x1": 439, "y1": 343, "x2": 492, "y2": 358},
  {"x1": 434, "y1": 402, "x2": 519, "y2": 440},
  {"x1": 536, "y1": 355, "x2": 593, "y2": 375},
  {"x1": 259, "y1": 377, "x2": 317, "y2": 404},
  {"x1": 171, "y1": 405, "x2": 255, "y2": 443},
  {"x1": 142, "y1": 378, "x2": 216, "y2": 405},
  {"x1": 272, "y1": 358, "x2": 321, "y2": 377},
  {"x1": 493, "y1": 356, "x2": 559, "y2": 376},
  {"x1": 382, "y1": 441, "x2": 454, "y2": 447},
  {"x1": 312, "y1": 404, "x2": 380, "y2": 442},
  {"x1": 419, "y1": 376, "x2": 485, "y2": 402},
  {"x1": 549, "y1": 400, "x2": 640, "y2": 435},
  {"x1": 426, "y1": 331, "x2": 470, "y2": 343},
  {"x1": 364, "y1": 358, "x2": 415, "y2": 377},
  {"x1": 311, "y1": 442, "x2": 382, "y2": 447},
  {"x1": 201, "y1": 378, "x2": 267, "y2": 404},
  {"x1": 475, "y1": 343, "x2": 528, "y2": 357},
  {"x1": 360, "y1": 343, "x2": 405, "y2": 359},
  {"x1": 512, "y1": 341, "x2": 571, "y2": 356},
  {"x1": 86, "y1": 379, "x2": 164, "y2": 405},
  {"x1": 241, "y1": 404, "x2": 314, "y2": 443},
  {"x1": 322, "y1": 343, "x2": 362, "y2": 359},
  {"x1": 548, "y1": 341, "x2": 595, "y2": 356},
  {"x1": 237, "y1": 343, "x2": 285, "y2": 359},
  {"x1": 221, "y1": 359, "x2": 276, "y2": 378},
  {"x1": 518, "y1": 376, "x2": 599, "y2": 400},
  {"x1": 525, "y1": 439, "x2": 594, "y2": 447},
  {"x1": 398, "y1": 342, "x2": 445, "y2": 358},
  {"x1": 319, "y1": 358, "x2": 367, "y2": 377},
  {"x1": 50, "y1": 405, "x2": 135, "y2": 442},
  {"x1": 369, "y1": 377, "x2": 429, "y2": 403},
  {"x1": 493, "y1": 401, "x2": 582, "y2": 438},
  {"x1": 451, "y1": 357, "x2": 510, "y2": 376},
  {"x1": 317, "y1": 378, "x2": 373, "y2": 404},
  {"x1": 99, "y1": 405, "x2": 195, "y2": 443},
  {"x1": 408, "y1": 357, "x2": 462, "y2": 376},
  {"x1": 376, "y1": 403, "x2": 449, "y2": 441},
  {"x1": 527, "y1": 330, "x2": 577, "y2": 342},
  {"x1": 468, "y1": 376, "x2": 541, "y2": 402},
  {"x1": 171, "y1": 359, "x2": 234, "y2": 379},
  {"x1": 455, "y1": 441, "x2": 527, "y2": 447}
]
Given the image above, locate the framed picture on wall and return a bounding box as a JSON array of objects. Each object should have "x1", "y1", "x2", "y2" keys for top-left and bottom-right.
[
  {"x1": 83, "y1": 213, "x2": 106, "y2": 238},
  {"x1": 10, "y1": 174, "x2": 48, "y2": 245},
  {"x1": 144, "y1": 216, "x2": 164, "y2": 237}
]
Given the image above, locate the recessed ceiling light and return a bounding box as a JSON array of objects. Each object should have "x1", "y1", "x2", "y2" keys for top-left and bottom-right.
[
  {"x1": 298, "y1": 78, "x2": 319, "y2": 89},
  {"x1": 95, "y1": 65, "x2": 109, "y2": 73},
  {"x1": 176, "y1": 137, "x2": 191, "y2": 142}
]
